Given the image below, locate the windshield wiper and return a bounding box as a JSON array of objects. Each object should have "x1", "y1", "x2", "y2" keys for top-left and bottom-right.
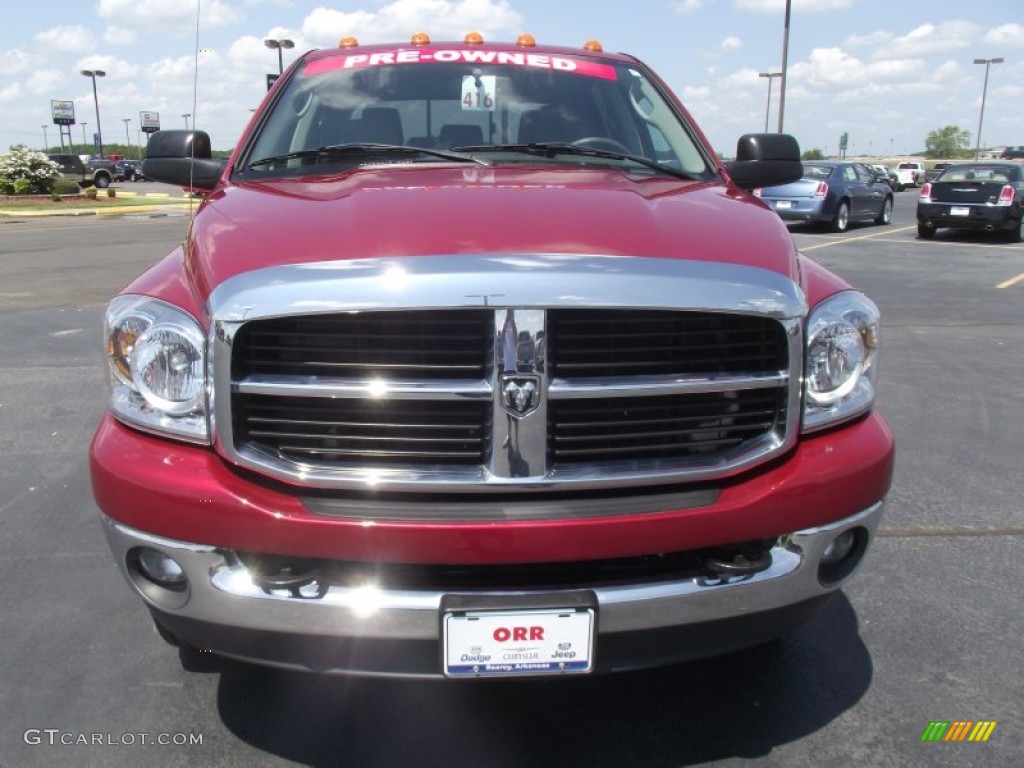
[
  {"x1": 248, "y1": 143, "x2": 489, "y2": 169},
  {"x1": 453, "y1": 143, "x2": 699, "y2": 180}
]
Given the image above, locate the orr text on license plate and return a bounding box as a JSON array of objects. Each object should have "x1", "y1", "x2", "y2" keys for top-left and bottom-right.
[{"x1": 443, "y1": 607, "x2": 595, "y2": 677}]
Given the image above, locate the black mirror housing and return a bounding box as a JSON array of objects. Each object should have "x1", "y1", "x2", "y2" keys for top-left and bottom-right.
[
  {"x1": 141, "y1": 130, "x2": 226, "y2": 190},
  {"x1": 724, "y1": 133, "x2": 803, "y2": 190}
]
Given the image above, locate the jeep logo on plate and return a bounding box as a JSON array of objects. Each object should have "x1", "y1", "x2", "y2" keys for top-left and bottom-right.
[{"x1": 501, "y1": 375, "x2": 540, "y2": 417}]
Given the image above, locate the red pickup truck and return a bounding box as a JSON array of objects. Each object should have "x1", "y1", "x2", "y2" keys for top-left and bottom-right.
[{"x1": 91, "y1": 34, "x2": 893, "y2": 678}]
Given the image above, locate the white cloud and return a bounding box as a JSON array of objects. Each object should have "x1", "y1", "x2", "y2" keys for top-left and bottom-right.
[
  {"x1": 301, "y1": 1, "x2": 523, "y2": 47},
  {"x1": 843, "y1": 31, "x2": 893, "y2": 50},
  {"x1": 103, "y1": 26, "x2": 139, "y2": 46},
  {"x1": 983, "y1": 23, "x2": 1024, "y2": 48},
  {"x1": 0, "y1": 83, "x2": 23, "y2": 105},
  {"x1": 721, "y1": 36, "x2": 743, "y2": 53},
  {"x1": 27, "y1": 69, "x2": 65, "y2": 95},
  {"x1": 0, "y1": 49, "x2": 39, "y2": 76},
  {"x1": 888, "y1": 21, "x2": 980, "y2": 57},
  {"x1": 734, "y1": 0, "x2": 853, "y2": 13},
  {"x1": 674, "y1": 0, "x2": 703, "y2": 13},
  {"x1": 721, "y1": 67, "x2": 762, "y2": 88},
  {"x1": 97, "y1": 0, "x2": 244, "y2": 31},
  {"x1": 35, "y1": 26, "x2": 97, "y2": 53}
]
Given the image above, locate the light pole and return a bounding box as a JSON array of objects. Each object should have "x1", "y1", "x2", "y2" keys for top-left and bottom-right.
[
  {"x1": 264, "y1": 38, "x2": 294, "y2": 74},
  {"x1": 41, "y1": 125, "x2": 49, "y2": 153},
  {"x1": 123, "y1": 118, "x2": 132, "y2": 158},
  {"x1": 81, "y1": 122, "x2": 88, "y2": 151},
  {"x1": 182, "y1": 113, "x2": 191, "y2": 129},
  {"x1": 777, "y1": 0, "x2": 792, "y2": 133},
  {"x1": 758, "y1": 72, "x2": 782, "y2": 132},
  {"x1": 973, "y1": 57, "x2": 1003, "y2": 159},
  {"x1": 81, "y1": 69, "x2": 106, "y2": 156}
]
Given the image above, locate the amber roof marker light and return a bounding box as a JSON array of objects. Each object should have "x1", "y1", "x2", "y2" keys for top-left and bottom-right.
[
  {"x1": 464, "y1": 32, "x2": 484, "y2": 45},
  {"x1": 338, "y1": 36, "x2": 359, "y2": 48},
  {"x1": 516, "y1": 34, "x2": 536, "y2": 48},
  {"x1": 411, "y1": 32, "x2": 431, "y2": 46},
  {"x1": 583, "y1": 40, "x2": 603, "y2": 53}
]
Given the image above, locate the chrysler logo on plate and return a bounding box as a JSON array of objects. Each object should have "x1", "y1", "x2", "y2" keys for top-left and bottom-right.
[{"x1": 501, "y1": 375, "x2": 540, "y2": 417}]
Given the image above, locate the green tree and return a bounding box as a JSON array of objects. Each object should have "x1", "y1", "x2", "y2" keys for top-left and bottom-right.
[
  {"x1": 802, "y1": 148, "x2": 825, "y2": 160},
  {"x1": 925, "y1": 125, "x2": 971, "y2": 158}
]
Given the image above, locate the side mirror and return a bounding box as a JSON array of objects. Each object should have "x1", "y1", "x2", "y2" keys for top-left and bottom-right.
[
  {"x1": 141, "y1": 130, "x2": 227, "y2": 190},
  {"x1": 724, "y1": 133, "x2": 803, "y2": 190}
]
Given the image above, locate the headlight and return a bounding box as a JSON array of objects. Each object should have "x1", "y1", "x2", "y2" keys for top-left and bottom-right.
[
  {"x1": 104, "y1": 295, "x2": 210, "y2": 443},
  {"x1": 803, "y1": 291, "x2": 879, "y2": 433}
]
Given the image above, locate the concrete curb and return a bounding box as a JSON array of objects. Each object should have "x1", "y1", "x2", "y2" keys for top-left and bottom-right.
[{"x1": 0, "y1": 202, "x2": 195, "y2": 218}]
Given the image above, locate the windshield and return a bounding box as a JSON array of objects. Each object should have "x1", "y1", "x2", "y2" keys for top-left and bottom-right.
[{"x1": 238, "y1": 46, "x2": 713, "y2": 180}]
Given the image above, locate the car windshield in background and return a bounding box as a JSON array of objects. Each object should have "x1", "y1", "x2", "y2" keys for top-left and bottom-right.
[
  {"x1": 937, "y1": 165, "x2": 1019, "y2": 183},
  {"x1": 802, "y1": 164, "x2": 832, "y2": 179},
  {"x1": 239, "y1": 48, "x2": 713, "y2": 180}
]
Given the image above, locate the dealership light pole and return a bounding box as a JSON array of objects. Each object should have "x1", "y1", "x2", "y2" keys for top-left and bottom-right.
[
  {"x1": 41, "y1": 125, "x2": 49, "y2": 153},
  {"x1": 123, "y1": 118, "x2": 132, "y2": 158},
  {"x1": 777, "y1": 0, "x2": 792, "y2": 133},
  {"x1": 182, "y1": 113, "x2": 191, "y2": 129},
  {"x1": 759, "y1": 72, "x2": 782, "y2": 132},
  {"x1": 81, "y1": 122, "x2": 88, "y2": 151},
  {"x1": 264, "y1": 38, "x2": 294, "y2": 74},
  {"x1": 973, "y1": 57, "x2": 1003, "y2": 159},
  {"x1": 81, "y1": 69, "x2": 106, "y2": 156}
]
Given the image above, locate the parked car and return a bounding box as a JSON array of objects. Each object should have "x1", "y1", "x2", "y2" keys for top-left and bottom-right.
[
  {"x1": 114, "y1": 159, "x2": 144, "y2": 182},
  {"x1": 755, "y1": 161, "x2": 894, "y2": 232},
  {"x1": 917, "y1": 162, "x2": 1024, "y2": 241},
  {"x1": 895, "y1": 161, "x2": 927, "y2": 188},
  {"x1": 871, "y1": 164, "x2": 899, "y2": 192},
  {"x1": 925, "y1": 162, "x2": 951, "y2": 182},
  {"x1": 999, "y1": 146, "x2": 1024, "y2": 160},
  {"x1": 93, "y1": 36, "x2": 893, "y2": 679}
]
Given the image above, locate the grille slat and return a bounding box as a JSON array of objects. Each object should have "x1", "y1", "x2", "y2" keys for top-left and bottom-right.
[
  {"x1": 234, "y1": 309, "x2": 491, "y2": 379},
  {"x1": 229, "y1": 307, "x2": 791, "y2": 478}
]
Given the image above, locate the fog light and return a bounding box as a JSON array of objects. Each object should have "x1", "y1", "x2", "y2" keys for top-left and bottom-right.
[
  {"x1": 137, "y1": 548, "x2": 186, "y2": 590},
  {"x1": 818, "y1": 527, "x2": 868, "y2": 586},
  {"x1": 822, "y1": 530, "x2": 856, "y2": 564}
]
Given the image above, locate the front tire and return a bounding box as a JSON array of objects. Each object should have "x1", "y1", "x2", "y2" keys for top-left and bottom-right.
[
  {"x1": 94, "y1": 174, "x2": 110, "y2": 189},
  {"x1": 875, "y1": 196, "x2": 893, "y2": 225},
  {"x1": 830, "y1": 200, "x2": 850, "y2": 233}
]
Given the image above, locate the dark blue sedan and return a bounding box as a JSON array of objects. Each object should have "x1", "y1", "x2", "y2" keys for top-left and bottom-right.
[{"x1": 755, "y1": 161, "x2": 894, "y2": 232}]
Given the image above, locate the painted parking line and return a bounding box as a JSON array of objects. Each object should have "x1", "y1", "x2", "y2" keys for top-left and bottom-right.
[
  {"x1": 997, "y1": 273, "x2": 1024, "y2": 289},
  {"x1": 797, "y1": 226, "x2": 917, "y2": 251}
]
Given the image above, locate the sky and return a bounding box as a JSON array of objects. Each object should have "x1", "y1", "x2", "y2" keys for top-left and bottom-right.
[{"x1": 3, "y1": 0, "x2": 1022, "y2": 159}]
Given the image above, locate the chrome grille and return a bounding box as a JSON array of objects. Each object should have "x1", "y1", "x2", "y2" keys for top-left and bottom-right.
[
  {"x1": 550, "y1": 389, "x2": 788, "y2": 463},
  {"x1": 213, "y1": 255, "x2": 805, "y2": 494},
  {"x1": 233, "y1": 310, "x2": 490, "y2": 380},
  {"x1": 235, "y1": 394, "x2": 490, "y2": 466},
  {"x1": 549, "y1": 309, "x2": 786, "y2": 376}
]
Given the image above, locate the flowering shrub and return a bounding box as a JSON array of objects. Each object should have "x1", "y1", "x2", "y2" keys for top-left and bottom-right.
[{"x1": 0, "y1": 146, "x2": 60, "y2": 194}]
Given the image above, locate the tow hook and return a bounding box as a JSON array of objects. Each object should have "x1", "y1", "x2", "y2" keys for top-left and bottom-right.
[{"x1": 703, "y1": 545, "x2": 772, "y2": 577}]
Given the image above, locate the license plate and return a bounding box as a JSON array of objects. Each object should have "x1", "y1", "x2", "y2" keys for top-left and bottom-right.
[
  {"x1": 775, "y1": 200, "x2": 793, "y2": 209},
  {"x1": 951, "y1": 206, "x2": 970, "y2": 216},
  {"x1": 443, "y1": 607, "x2": 595, "y2": 677}
]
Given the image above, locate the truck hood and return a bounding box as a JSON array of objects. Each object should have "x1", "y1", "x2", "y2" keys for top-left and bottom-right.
[{"x1": 183, "y1": 165, "x2": 798, "y2": 302}]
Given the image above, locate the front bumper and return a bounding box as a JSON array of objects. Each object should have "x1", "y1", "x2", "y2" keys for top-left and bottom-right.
[{"x1": 102, "y1": 501, "x2": 883, "y2": 677}]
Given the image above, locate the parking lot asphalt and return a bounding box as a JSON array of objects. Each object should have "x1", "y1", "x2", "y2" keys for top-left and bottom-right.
[{"x1": 0, "y1": 188, "x2": 1021, "y2": 767}]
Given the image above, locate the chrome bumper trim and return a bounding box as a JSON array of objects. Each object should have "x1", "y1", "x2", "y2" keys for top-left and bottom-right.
[{"x1": 102, "y1": 502, "x2": 883, "y2": 642}]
